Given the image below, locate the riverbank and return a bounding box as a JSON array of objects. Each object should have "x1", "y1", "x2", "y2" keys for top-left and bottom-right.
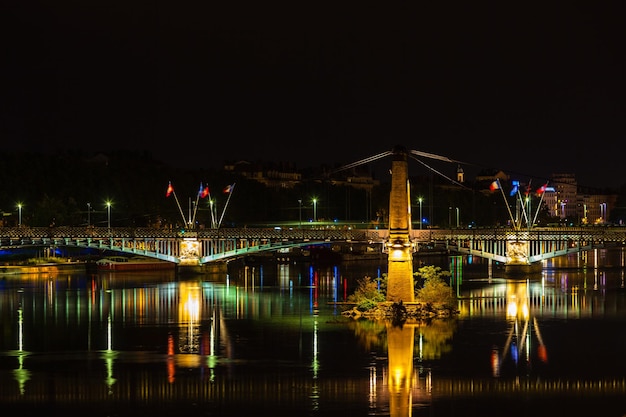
[{"x1": 0, "y1": 260, "x2": 88, "y2": 275}]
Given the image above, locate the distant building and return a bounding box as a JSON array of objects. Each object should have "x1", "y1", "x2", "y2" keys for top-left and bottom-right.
[
  {"x1": 548, "y1": 173, "x2": 617, "y2": 224},
  {"x1": 223, "y1": 160, "x2": 302, "y2": 189}
]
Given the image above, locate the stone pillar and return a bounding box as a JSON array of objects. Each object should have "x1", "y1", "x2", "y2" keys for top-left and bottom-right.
[{"x1": 386, "y1": 146, "x2": 415, "y2": 303}]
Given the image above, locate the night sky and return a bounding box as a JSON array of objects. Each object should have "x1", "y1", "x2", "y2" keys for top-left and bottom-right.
[{"x1": 2, "y1": 2, "x2": 624, "y2": 188}]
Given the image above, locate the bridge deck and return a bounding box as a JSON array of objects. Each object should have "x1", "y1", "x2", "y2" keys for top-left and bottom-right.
[{"x1": 1, "y1": 226, "x2": 624, "y2": 265}]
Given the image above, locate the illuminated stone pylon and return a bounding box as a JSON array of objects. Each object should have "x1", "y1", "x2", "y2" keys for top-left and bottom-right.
[{"x1": 385, "y1": 146, "x2": 415, "y2": 303}]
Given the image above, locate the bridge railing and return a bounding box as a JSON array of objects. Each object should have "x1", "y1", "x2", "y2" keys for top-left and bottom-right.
[{"x1": 0, "y1": 226, "x2": 378, "y2": 242}]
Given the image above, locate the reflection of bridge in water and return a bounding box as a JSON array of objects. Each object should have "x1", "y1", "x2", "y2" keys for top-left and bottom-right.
[
  {"x1": 3, "y1": 367, "x2": 626, "y2": 410},
  {"x1": 2, "y1": 262, "x2": 626, "y2": 415}
]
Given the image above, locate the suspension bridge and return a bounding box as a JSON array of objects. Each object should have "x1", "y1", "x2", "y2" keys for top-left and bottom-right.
[{"x1": 1, "y1": 146, "x2": 624, "y2": 286}]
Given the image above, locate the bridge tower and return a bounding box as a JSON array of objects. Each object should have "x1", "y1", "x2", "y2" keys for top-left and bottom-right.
[{"x1": 384, "y1": 146, "x2": 416, "y2": 303}]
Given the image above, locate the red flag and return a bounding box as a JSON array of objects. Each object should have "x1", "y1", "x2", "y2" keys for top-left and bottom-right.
[
  {"x1": 536, "y1": 183, "x2": 548, "y2": 196},
  {"x1": 489, "y1": 180, "x2": 500, "y2": 191},
  {"x1": 200, "y1": 185, "x2": 209, "y2": 198},
  {"x1": 166, "y1": 182, "x2": 174, "y2": 197},
  {"x1": 223, "y1": 184, "x2": 233, "y2": 193}
]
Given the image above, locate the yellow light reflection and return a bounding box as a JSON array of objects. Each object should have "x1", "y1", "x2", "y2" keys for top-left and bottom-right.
[
  {"x1": 387, "y1": 323, "x2": 415, "y2": 417},
  {"x1": 178, "y1": 281, "x2": 201, "y2": 354}
]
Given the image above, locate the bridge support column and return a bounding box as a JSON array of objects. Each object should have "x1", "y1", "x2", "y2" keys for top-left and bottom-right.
[{"x1": 385, "y1": 146, "x2": 415, "y2": 303}]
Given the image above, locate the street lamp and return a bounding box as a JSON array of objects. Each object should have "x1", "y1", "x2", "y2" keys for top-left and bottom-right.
[
  {"x1": 418, "y1": 197, "x2": 423, "y2": 230},
  {"x1": 298, "y1": 199, "x2": 302, "y2": 228},
  {"x1": 600, "y1": 202, "x2": 607, "y2": 224},
  {"x1": 456, "y1": 207, "x2": 460, "y2": 228},
  {"x1": 17, "y1": 203, "x2": 22, "y2": 227},
  {"x1": 87, "y1": 202, "x2": 91, "y2": 227},
  {"x1": 313, "y1": 198, "x2": 317, "y2": 223},
  {"x1": 106, "y1": 201, "x2": 112, "y2": 229}
]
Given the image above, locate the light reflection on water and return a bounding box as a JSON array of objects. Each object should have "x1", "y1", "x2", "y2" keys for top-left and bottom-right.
[{"x1": 1, "y1": 248, "x2": 626, "y2": 416}]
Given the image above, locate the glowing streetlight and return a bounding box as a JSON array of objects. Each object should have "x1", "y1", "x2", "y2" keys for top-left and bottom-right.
[
  {"x1": 87, "y1": 202, "x2": 91, "y2": 227},
  {"x1": 418, "y1": 197, "x2": 423, "y2": 230},
  {"x1": 298, "y1": 199, "x2": 302, "y2": 228},
  {"x1": 312, "y1": 198, "x2": 317, "y2": 223},
  {"x1": 209, "y1": 199, "x2": 215, "y2": 228},
  {"x1": 17, "y1": 203, "x2": 22, "y2": 227},
  {"x1": 106, "y1": 201, "x2": 112, "y2": 229}
]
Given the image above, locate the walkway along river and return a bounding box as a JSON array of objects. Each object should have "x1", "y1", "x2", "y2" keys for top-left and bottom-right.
[{"x1": 1, "y1": 248, "x2": 626, "y2": 417}]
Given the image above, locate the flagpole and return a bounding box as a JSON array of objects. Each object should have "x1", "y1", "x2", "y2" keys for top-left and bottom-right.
[
  {"x1": 191, "y1": 185, "x2": 202, "y2": 228},
  {"x1": 208, "y1": 192, "x2": 217, "y2": 228},
  {"x1": 496, "y1": 179, "x2": 516, "y2": 228},
  {"x1": 171, "y1": 191, "x2": 187, "y2": 228},
  {"x1": 191, "y1": 195, "x2": 200, "y2": 228},
  {"x1": 218, "y1": 183, "x2": 236, "y2": 228},
  {"x1": 516, "y1": 189, "x2": 530, "y2": 230},
  {"x1": 532, "y1": 183, "x2": 548, "y2": 227}
]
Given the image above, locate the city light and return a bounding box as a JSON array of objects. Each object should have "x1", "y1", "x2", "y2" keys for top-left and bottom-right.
[
  {"x1": 312, "y1": 198, "x2": 317, "y2": 222},
  {"x1": 298, "y1": 199, "x2": 302, "y2": 228},
  {"x1": 418, "y1": 197, "x2": 423, "y2": 230},
  {"x1": 17, "y1": 203, "x2": 22, "y2": 227},
  {"x1": 106, "y1": 201, "x2": 112, "y2": 229}
]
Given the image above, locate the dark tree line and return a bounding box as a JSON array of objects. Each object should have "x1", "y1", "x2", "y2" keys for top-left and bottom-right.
[{"x1": 0, "y1": 150, "x2": 576, "y2": 229}]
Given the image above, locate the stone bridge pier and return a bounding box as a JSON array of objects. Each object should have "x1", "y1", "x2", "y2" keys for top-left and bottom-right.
[{"x1": 384, "y1": 146, "x2": 416, "y2": 303}]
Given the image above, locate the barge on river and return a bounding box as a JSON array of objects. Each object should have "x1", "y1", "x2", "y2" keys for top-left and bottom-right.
[{"x1": 95, "y1": 256, "x2": 175, "y2": 271}]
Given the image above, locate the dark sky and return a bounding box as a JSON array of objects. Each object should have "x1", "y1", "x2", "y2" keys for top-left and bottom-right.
[{"x1": 2, "y1": 2, "x2": 624, "y2": 188}]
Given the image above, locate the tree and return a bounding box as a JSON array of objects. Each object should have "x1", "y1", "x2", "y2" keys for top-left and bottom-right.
[
  {"x1": 346, "y1": 265, "x2": 457, "y2": 312},
  {"x1": 414, "y1": 265, "x2": 456, "y2": 308},
  {"x1": 347, "y1": 275, "x2": 386, "y2": 311}
]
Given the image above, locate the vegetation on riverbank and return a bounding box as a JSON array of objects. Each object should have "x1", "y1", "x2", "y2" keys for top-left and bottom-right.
[{"x1": 342, "y1": 265, "x2": 459, "y2": 321}]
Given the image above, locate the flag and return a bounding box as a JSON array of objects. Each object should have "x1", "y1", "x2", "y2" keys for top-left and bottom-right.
[
  {"x1": 489, "y1": 180, "x2": 500, "y2": 191},
  {"x1": 223, "y1": 183, "x2": 234, "y2": 193},
  {"x1": 166, "y1": 181, "x2": 174, "y2": 197},
  {"x1": 536, "y1": 183, "x2": 548, "y2": 196},
  {"x1": 198, "y1": 183, "x2": 209, "y2": 198},
  {"x1": 509, "y1": 180, "x2": 519, "y2": 197}
]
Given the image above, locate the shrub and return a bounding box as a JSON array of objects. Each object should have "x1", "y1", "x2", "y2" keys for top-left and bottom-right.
[
  {"x1": 347, "y1": 275, "x2": 385, "y2": 311},
  {"x1": 414, "y1": 265, "x2": 456, "y2": 308}
]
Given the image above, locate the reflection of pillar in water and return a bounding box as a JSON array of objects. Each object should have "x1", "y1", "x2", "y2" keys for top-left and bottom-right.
[
  {"x1": 167, "y1": 333, "x2": 175, "y2": 383},
  {"x1": 178, "y1": 281, "x2": 201, "y2": 354},
  {"x1": 386, "y1": 323, "x2": 415, "y2": 417}
]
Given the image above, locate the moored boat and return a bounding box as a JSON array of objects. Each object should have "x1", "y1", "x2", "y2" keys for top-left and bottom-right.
[{"x1": 96, "y1": 256, "x2": 175, "y2": 271}]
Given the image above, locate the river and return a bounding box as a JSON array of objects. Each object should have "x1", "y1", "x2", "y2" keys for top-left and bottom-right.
[{"x1": 1, "y1": 248, "x2": 626, "y2": 417}]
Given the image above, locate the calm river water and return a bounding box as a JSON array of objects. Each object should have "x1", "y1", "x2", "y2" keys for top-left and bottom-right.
[{"x1": 1, "y1": 249, "x2": 626, "y2": 417}]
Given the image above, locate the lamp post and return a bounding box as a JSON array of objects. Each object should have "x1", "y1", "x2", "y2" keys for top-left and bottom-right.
[
  {"x1": 17, "y1": 203, "x2": 22, "y2": 227},
  {"x1": 600, "y1": 202, "x2": 607, "y2": 224},
  {"x1": 106, "y1": 201, "x2": 112, "y2": 229},
  {"x1": 456, "y1": 207, "x2": 460, "y2": 228},
  {"x1": 298, "y1": 199, "x2": 302, "y2": 228},
  {"x1": 418, "y1": 197, "x2": 423, "y2": 230},
  {"x1": 87, "y1": 202, "x2": 91, "y2": 227},
  {"x1": 313, "y1": 198, "x2": 317, "y2": 223}
]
